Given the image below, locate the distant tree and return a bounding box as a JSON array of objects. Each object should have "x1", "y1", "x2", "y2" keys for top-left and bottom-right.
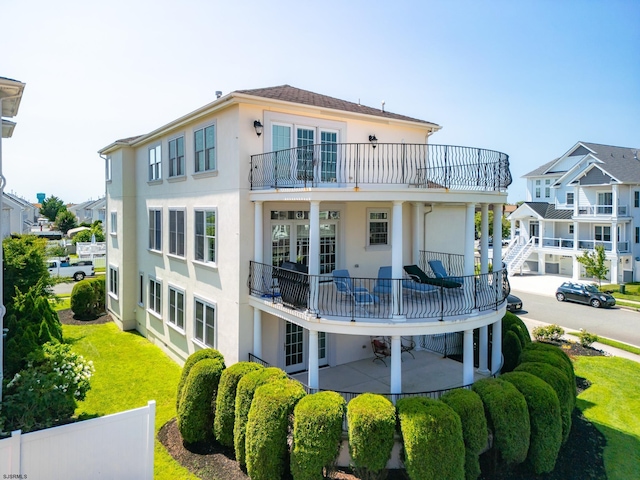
[
  {"x1": 54, "y1": 210, "x2": 77, "y2": 234},
  {"x1": 40, "y1": 196, "x2": 67, "y2": 222},
  {"x1": 576, "y1": 244, "x2": 609, "y2": 287},
  {"x1": 3, "y1": 235, "x2": 53, "y2": 305},
  {"x1": 73, "y1": 226, "x2": 104, "y2": 244},
  {"x1": 474, "y1": 211, "x2": 510, "y2": 240}
]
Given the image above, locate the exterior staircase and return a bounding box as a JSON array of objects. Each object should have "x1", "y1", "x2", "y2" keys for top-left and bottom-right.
[{"x1": 503, "y1": 237, "x2": 535, "y2": 274}]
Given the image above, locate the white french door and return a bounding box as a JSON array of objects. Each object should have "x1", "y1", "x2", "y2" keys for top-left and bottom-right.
[{"x1": 283, "y1": 322, "x2": 328, "y2": 373}]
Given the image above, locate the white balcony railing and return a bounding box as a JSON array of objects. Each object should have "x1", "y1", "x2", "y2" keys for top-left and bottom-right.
[
  {"x1": 575, "y1": 205, "x2": 627, "y2": 216},
  {"x1": 536, "y1": 237, "x2": 630, "y2": 253}
]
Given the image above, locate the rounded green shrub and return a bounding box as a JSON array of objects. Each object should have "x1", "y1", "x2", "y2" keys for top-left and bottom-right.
[
  {"x1": 347, "y1": 393, "x2": 396, "y2": 478},
  {"x1": 502, "y1": 330, "x2": 523, "y2": 373},
  {"x1": 89, "y1": 276, "x2": 106, "y2": 312},
  {"x1": 214, "y1": 361, "x2": 264, "y2": 447},
  {"x1": 176, "y1": 348, "x2": 225, "y2": 411},
  {"x1": 70, "y1": 280, "x2": 96, "y2": 319},
  {"x1": 514, "y1": 362, "x2": 573, "y2": 444},
  {"x1": 471, "y1": 378, "x2": 530, "y2": 466},
  {"x1": 397, "y1": 397, "x2": 465, "y2": 480},
  {"x1": 234, "y1": 367, "x2": 287, "y2": 466},
  {"x1": 502, "y1": 371, "x2": 562, "y2": 474},
  {"x1": 245, "y1": 379, "x2": 307, "y2": 480},
  {"x1": 519, "y1": 346, "x2": 575, "y2": 404},
  {"x1": 176, "y1": 357, "x2": 226, "y2": 444},
  {"x1": 502, "y1": 311, "x2": 531, "y2": 346},
  {"x1": 522, "y1": 342, "x2": 575, "y2": 387},
  {"x1": 441, "y1": 388, "x2": 488, "y2": 480},
  {"x1": 291, "y1": 391, "x2": 346, "y2": 480}
]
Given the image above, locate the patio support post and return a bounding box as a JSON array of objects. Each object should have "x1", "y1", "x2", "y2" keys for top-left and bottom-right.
[
  {"x1": 390, "y1": 335, "x2": 402, "y2": 395},
  {"x1": 309, "y1": 201, "x2": 320, "y2": 314},
  {"x1": 492, "y1": 203, "x2": 503, "y2": 270},
  {"x1": 463, "y1": 329, "x2": 474, "y2": 385},
  {"x1": 253, "y1": 201, "x2": 263, "y2": 357},
  {"x1": 392, "y1": 201, "x2": 405, "y2": 321},
  {"x1": 308, "y1": 329, "x2": 319, "y2": 391},
  {"x1": 478, "y1": 326, "x2": 489, "y2": 374},
  {"x1": 465, "y1": 203, "x2": 475, "y2": 276},
  {"x1": 412, "y1": 202, "x2": 424, "y2": 265},
  {"x1": 480, "y1": 203, "x2": 489, "y2": 274},
  {"x1": 572, "y1": 256, "x2": 581, "y2": 281},
  {"x1": 491, "y1": 318, "x2": 502, "y2": 374}
]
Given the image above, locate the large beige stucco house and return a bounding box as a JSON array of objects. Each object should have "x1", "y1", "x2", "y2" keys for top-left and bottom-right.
[{"x1": 99, "y1": 85, "x2": 512, "y2": 395}]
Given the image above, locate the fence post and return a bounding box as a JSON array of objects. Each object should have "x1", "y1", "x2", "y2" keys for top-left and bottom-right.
[{"x1": 145, "y1": 401, "x2": 156, "y2": 480}]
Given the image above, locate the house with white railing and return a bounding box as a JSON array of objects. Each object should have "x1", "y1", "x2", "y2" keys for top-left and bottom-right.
[
  {"x1": 99, "y1": 85, "x2": 511, "y2": 396},
  {"x1": 507, "y1": 142, "x2": 640, "y2": 283},
  {"x1": 1, "y1": 192, "x2": 37, "y2": 237}
]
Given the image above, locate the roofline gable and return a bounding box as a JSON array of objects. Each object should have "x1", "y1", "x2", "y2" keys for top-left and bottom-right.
[{"x1": 567, "y1": 162, "x2": 622, "y2": 186}]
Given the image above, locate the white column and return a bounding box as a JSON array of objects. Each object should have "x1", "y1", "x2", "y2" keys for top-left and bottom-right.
[
  {"x1": 510, "y1": 218, "x2": 516, "y2": 242},
  {"x1": 480, "y1": 203, "x2": 489, "y2": 274},
  {"x1": 392, "y1": 201, "x2": 405, "y2": 321},
  {"x1": 463, "y1": 329, "x2": 474, "y2": 385},
  {"x1": 308, "y1": 329, "x2": 319, "y2": 391},
  {"x1": 465, "y1": 203, "x2": 476, "y2": 276},
  {"x1": 538, "y1": 251, "x2": 546, "y2": 275},
  {"x1": 309, "y1": 201, "x2": 320, "y2": 313},
  {"x1": 413, "y1": 202, "x2": 424, "y2": 265},
  {"x1": 390, "y1": 335, "x2": 402, "y2": 394},
  {"x1": 0, "y1": 97, "x2": 4, "y2": 401},
  {"x1": 573, "y1": 256, "x2": 581, "y2": 281},
  {"x1": 612, "y1": 184, "x2": 619, "y2": 216},
  {"x1": 492, "y1": 204, "x2": 503, "y2": 270},
  {"x1": 253, "y1": 201, "x2": 263, "y2": 358},
  {"x1": 491, "y1": 319, "x2": 502, "y2": 374},
  {"x1": 573, "y1": 185, "x2": 579, "y2": 216},
  {"x1": 478, "y1": 326, "x2": 489, "y2": 374}
]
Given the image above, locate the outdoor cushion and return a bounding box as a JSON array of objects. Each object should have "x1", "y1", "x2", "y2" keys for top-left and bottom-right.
[{"x1": 404, "y1": 264, "x2": 462, "y2": 289}]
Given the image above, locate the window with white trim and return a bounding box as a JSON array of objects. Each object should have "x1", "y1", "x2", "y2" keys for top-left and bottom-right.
[
  {"x1": 110, "y1": 211, "x2": 117, "y2": 235},
  {"x1": 635, "y1": 227, "x2": 639, "y2": 244},
  {"x1": 109, "y1": 266, "x2": 118, "y2": 298},
  {"x1": 194, "y1": 124, "x2": 216, "y2": 172},
  {"x1": 168, "y1": 136, "x2": 185, "y2": 177},
  {"x1": 168, "y1": 286, "x2": 185, "y2": 330},
  {"x1": 106, "y1": 156, "x2": 112, "y2": 182},
  {"x1": 169, "y1": 209, "x2": 185, "y2": 257},
  {"x1": 148, "y1": 278, "x2": 162, "y2": 316},
  {"x1": 149, "y1": 209, "x2": 162, "y2": 251},
  {"x1": 544, "y1": 179, "x2": 551, "y2": 198},
  {"x1": 594, "y1": 225, "x2": 611, "y2": 242},
  {"x1": 566, "y1": 192, "x2": 574, "y2": 206},
  {"x1": 367, "y1": 209, "x2": 389, "y2": 246},
  {"x1": 569, "y1": 224, "x2": 574, "y2": 235},
  {"x1": 535, "y1": 180, "x2": 541, "y2": 199},
  {"x1": 195, "y1": 209, "x2": 216, "y2": 263},
  {"x1": 148, "y1": 144, "x2": 162, "y2": 181},
  {"x1": 635, "y1": 191, "x2": 639, "y2": 208},
  {"x1": 194, "y1": 298, "x2": 215, "y2": 347},
  {"x1": 138, "y1": 272, "x2": 144, "y2": 306}
]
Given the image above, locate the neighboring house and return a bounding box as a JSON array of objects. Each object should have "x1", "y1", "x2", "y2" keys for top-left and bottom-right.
[
  {"x1": 507, "y1": 142, "x2": 640, "y2": 283},
  {"x1": 69, "y1": 197, "x2": 106, "y2": 225},
  {"x1": 100, "y1": 85, "x2": 511, "y2": 394},
  {"x1": 1, "y1": 192, "x2": 37, "y2": 237}
]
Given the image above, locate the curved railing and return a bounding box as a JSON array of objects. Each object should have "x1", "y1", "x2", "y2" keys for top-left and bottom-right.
[
  {"x1": 250, "y1": 143, "x2": 511, "y2": 191},
  {"x1": 249, "y1": 261, "x2": 510, "y2": 321}
]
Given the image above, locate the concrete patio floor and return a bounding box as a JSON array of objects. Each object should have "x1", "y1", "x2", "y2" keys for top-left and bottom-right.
[{"x1": 291, "y1": 349, "x2": 490, "y2": 395}]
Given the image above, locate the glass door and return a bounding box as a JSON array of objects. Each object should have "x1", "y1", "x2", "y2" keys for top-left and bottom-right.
[
  {"x1": 285, "y1": 321, "x2": 305, "y2": 373},
  {"x1": 271, "y1": 224, "x2": 291, "y2": 267},
  {"x1": 296, "y1": 128, "x2": 314, "y2": 181},
  {"x1": 320, "y1": 130, "x2": 338, "y2": 182},
  {"x1": 318, "y1": 332, "x2": 328, "y2": 367},
  {"x1": 272, "y1": 124, "x2": 292, "y2": 183}
]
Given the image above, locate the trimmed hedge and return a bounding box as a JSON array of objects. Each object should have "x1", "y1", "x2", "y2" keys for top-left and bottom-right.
[
  {"x1": 522, "y1": 342, "x2": 575, "y2": 391},
  {"x1": 176, "y1": 348, "x2": 225, "y2": 411},
  {"x1": 519, "y1": 346, "x2": 575, "y2": 405},
  {"x1": 347, "y1": 393, "x2": 396, "y2": 478},
  {"x1": 502, "y1": 330, "x2": 523, "y2": 373},
  {"x1": 514, "y1": 362, "x2": 573, "y2": 444},
  {"x1": 397, "y1": 397, "x2": 465, "y2": 480},
  {"x1": 291, "y1": 391, "x2": 346, "y2": 480},
  {"x1": 245, "y1": 379, "x2": 307, "y2": 480},
  {"x1": 214, "y1": 361, "x2": 263, "y2": 447},
  {"x1": 502, "y1": 372, "x2": 562, "y2": 474},
  {"x1": 234, "y1": 367, "x2": 287, "y2": 466},
  {"x1": 471, "y1": 378, "x2": 530, "y2": 466},
  {"x1": 502, "y1": 311, "x2": 531, "y2": 347},
  {"x1": 441, "y1": 388, "x2": 488, "y2": 480},
  {"x1": 70, "y1": 281, "x2": 96, "y2": 319},
  {"x1": 176, "y1": 357, "x2": 226, "y2": 444}
]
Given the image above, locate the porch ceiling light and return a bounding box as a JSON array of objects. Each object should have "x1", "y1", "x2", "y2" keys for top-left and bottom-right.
[
  {"x1": 369, "y1": 134, "x2": 378, "y2": 148},
  {"x1": 253, "y1": 120, "x2": 263, "y2": 137}
]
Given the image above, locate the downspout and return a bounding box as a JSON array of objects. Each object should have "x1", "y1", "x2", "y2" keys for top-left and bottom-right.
[{"x1": 422, "y1": 203, "x2": 434, "y2": 266}]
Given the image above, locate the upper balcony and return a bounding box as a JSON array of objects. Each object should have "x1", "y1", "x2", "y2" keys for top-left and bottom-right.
[{"x1": 250, "y1": 143, "x2": 511, "y2": 192}]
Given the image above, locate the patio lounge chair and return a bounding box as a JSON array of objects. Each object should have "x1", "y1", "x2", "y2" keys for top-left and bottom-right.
[
  {"x1": 401, "y1": 336, "x2": 415, "y2": 359},
  {"x1": 373, "y1": 266, "x2": 393, "y2": 298},
  {"x1": 404, "y1": 264, "x2": 462, "y2": 289},
  {"x1": 332, "y1": 269, "x2": 379, "y2": 313},
  {"x1": 426, "y1": 260, "x2": 464, "y2": 285}
]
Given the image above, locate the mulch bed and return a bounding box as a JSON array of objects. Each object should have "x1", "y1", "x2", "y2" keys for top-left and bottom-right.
[
  {"x1": 159, "y1": 340, "x2": 608, "y2": 480},
  {"x1": 58, "y1": 308, "x2": 112, "y2": 325}
]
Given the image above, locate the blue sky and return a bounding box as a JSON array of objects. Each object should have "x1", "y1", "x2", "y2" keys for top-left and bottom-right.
[{"x1": 2, "y1": 0, "x2": 639, "y2": 204}]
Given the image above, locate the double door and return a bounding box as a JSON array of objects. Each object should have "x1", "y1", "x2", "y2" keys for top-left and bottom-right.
[{"x1": 285, "y1": 322, "x2": 327, "y2": 373}]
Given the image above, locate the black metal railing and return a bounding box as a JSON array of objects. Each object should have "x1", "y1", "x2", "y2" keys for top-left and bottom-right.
[
  {"x1": 250, "y1": 143, "x2": 511, "y2": 191},
  {"x1": 249, "y1": 261, "x2": 510, "y2": 321}
]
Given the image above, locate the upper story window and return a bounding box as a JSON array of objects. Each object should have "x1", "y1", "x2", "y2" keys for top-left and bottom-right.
[
  {"x1": 367, "y1": 209, "x2": 389, "y2": 247},
  {"x1": 168, "y1": 286, "x2": 185, "y2": 331},
  {"x1": 109, "y1": 265, "x2": 118, "y2": 298},
  {"x1": 544, "y1": 179, "x2": 551, "y2": 198},
  {"x1": 194, "y1": 298, "x2": 216, "y2": 348},
  {"x1": 148, "y1": 144, "x2": 162, "y2": 181},
  {"x1": 169, "y1": 209, "x2": 185, "y2": 257},
  {"x1": 106, "y1": 156, "x2": 112, "y2": 182},
  {"x1": 110, "y1": 211, "x2": 117, "y2": 235},
  {"x1": 168, "y1": 136, "x2": 185, "y2": 177},
  {"x1": 148, "y1": 277, "x2": 162, "y2": 317},
  {"x1": 566, "y1": 192, "x2": 574, "y2": 206},
  {"x1": 194, "y1": 125, "x2": 216, "y2": 172},
  {"x1": 195, "y1": 209, "x2": 216, "y2": 264},
  {"x1": 535, "y1": 180, "x2": 541, "y2": 199},
  {"x1": 635, "y1": 191, "x2": 639, "y2": 208},
  {"x1": 149, "y1": 208, "x2": 162, "y2": 252},
  {"x1": 597, "y1": 192, "x2": 613, "y2": 215}
]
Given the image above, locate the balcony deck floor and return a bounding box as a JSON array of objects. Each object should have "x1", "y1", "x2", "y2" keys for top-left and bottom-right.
[{"x1": 290, "y1": 349, "x2": 489, "y2": 395}]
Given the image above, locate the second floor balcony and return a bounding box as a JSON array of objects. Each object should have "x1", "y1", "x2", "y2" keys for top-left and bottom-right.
[{"x1": 250, "y1": 143, "x2": 511, "y2": 192}]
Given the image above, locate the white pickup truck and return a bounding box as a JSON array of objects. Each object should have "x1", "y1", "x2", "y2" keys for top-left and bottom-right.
[{"x1": 47, "y1": 259, "x2": 95, "y2": 281}]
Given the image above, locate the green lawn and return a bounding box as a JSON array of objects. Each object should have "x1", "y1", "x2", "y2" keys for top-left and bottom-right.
[
  {"x1": 51, "y1": 294, "x2": 71, "y2": 311},
  {"x1": 574, "y1": 356, "x2": 640, "y2": 480},
  {"x1": 63, "y1": 323, "x2": 198, "y2": 480}
]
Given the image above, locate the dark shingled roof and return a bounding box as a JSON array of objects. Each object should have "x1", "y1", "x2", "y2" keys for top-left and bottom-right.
[
  {"x1": 524, "y1": 202, "x2": 573, "y2": 220},
  {"x1": 234, "y1": 85, "x2": 439, "y2": 126},
  {"x1": 523, "y1": 158, "x2": 559, "y2": 177}
]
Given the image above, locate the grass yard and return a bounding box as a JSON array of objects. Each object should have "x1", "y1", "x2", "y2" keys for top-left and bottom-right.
[
  {"x1": 63, "y1": 323, "x2": 198, "y2": 480},
  {"x1": 51, "y1": 294, "x2": 71, "y2": 311},
  {"x1": 574, "y1": 356, "x2": 640, "y2": 480}
]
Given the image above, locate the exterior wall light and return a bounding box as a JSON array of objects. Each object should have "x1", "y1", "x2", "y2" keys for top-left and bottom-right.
[
  {"x1": 369, "y1": 135, "x2": 378, "y2": 148},
  {"x1": 254, "y1": 120, "x2": 263, "y2": 137}
]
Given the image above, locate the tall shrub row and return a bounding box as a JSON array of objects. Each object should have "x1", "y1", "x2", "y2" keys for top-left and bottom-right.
[{"x1": 176, "y1": 348, "x2": 225, "y2": 411}]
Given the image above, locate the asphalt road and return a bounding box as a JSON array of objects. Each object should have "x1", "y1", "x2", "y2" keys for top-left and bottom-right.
[{"x1": 511, "y1": 290, "x2": 640, "y2": 348}]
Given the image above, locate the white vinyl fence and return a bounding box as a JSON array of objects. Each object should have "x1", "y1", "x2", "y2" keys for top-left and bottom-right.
[{"x1": 0, "y1": 401, "x2": 155, "y2": 479}]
